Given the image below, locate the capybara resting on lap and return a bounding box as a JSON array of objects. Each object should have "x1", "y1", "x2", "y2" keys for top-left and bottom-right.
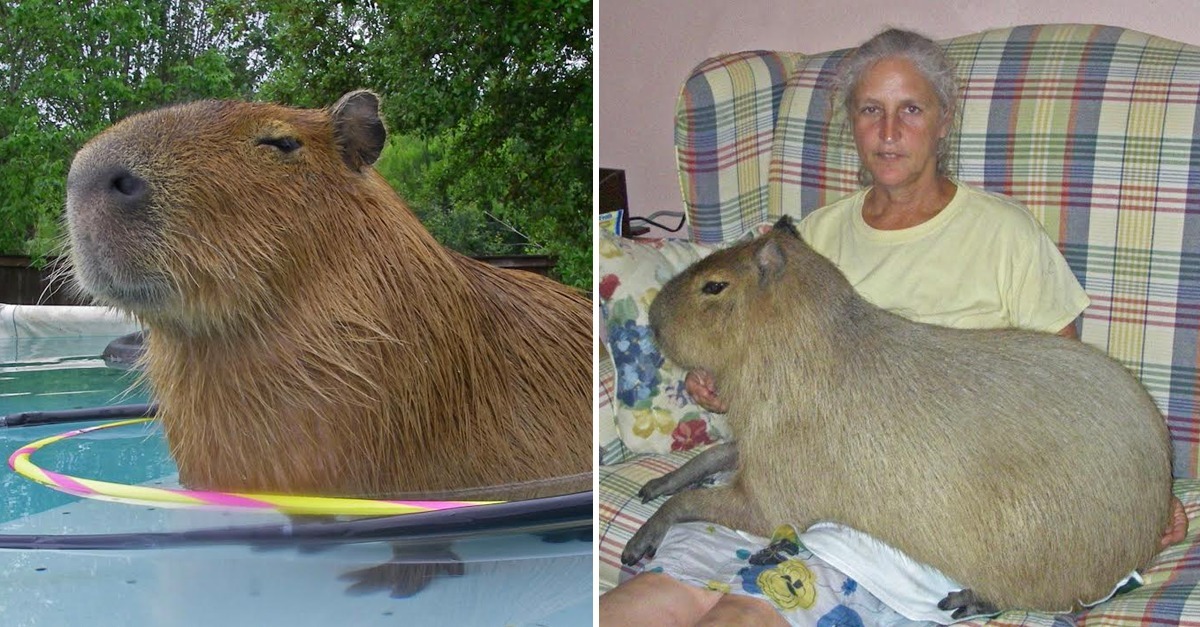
[
  {"x1": 64, "y1": 91, "x2": 590, "y2": 501},
  {"x1": 623, "y1": 217, "x2": 1171, "y2": 614}
]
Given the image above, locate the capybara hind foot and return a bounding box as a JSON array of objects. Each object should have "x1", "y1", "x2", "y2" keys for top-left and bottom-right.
[
  {"x1": 340, "y1": 543, "x2": 463, "y2": 598},
  {"x1": 938, "y1": 589, "x2": 999, "y2": 620},
  {"x1": 747, "y1": 534, "x2": 800, "y2": 566}
]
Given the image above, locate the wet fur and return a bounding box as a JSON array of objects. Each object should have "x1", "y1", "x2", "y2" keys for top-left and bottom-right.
[
  {"x1": 64, "y1": 92, "x2": 591, "y2": 499},
  {"x1": 627, "y1": 218, "x2": 1172, "y2": 612}
]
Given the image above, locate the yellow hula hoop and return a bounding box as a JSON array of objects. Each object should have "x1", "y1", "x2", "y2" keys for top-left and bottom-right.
[{"x1": 7, "y1": 418, "x2": 501, "y2": 516}]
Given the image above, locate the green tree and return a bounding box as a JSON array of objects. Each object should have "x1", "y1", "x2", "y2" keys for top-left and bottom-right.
[
  {"x1": 377, "y1": 0, "x2": 593, "y2": 289},
  {"x1": 374, "y1": 134, "x2": 524, "y2": 256},
  {"x1": 0, "y1": 0, "x2": 263, "y2": 260},
  {"x1": 2, "y1": 0, "x2": 592, "y2": 290},
  {"x1": 251, "y1": 0, "x2": 593, "y2": 288}
]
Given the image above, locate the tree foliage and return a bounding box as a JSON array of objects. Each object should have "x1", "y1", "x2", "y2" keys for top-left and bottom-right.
[
  {"x1": 0, "y1": 0, "x2": 592, "y2": 289},
  {"x1": 377, "y1": 0, "x2": 594, "y2": 288},
  {"x1": 374, "y1": 134, "x2": 523, "y2": 256},
  {"x1": 0, "y1": 0, "x2": 262, "y2": 259}
]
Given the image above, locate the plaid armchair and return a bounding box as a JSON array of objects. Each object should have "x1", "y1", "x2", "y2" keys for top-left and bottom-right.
[{"x1": 599, "y1": 24, "x2": 1200, "y2": 625}]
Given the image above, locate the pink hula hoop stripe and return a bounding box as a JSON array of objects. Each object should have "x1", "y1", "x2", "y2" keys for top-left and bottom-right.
[{"x1": 7, "y1": 418, "x2": 502, "y2": 516}]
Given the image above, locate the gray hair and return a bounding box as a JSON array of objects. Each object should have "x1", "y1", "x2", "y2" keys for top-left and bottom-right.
[{"x1": 833, "y1": 28, "x2": 960, "y2": 183}]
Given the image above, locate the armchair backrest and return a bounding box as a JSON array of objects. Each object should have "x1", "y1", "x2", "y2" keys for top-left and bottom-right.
[{"x1": 675, "y1": 24, "x2": 1200, "y2": 477}]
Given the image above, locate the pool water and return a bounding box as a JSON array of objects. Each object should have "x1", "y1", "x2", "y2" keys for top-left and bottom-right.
[
  {"x1": 1, "y1": 363, "x2": 160, "y2": 521},
  {"x1": 0, "y1": 338, "x2": 592, "y2": 626}
]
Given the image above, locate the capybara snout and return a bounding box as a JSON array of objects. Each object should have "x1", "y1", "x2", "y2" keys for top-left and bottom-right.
[
  {"x1": 67, "y1": 161, "x2": 149, "y2": 214},
  {"x1": 647, "y1": 249, "x2": 750, "y2": 373},
  {"x1": 648, "y1": 224, "x2": 831, "y2": 378}
]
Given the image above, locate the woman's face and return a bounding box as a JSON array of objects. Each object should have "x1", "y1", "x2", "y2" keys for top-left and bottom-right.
[{"x1": 851, "y1": 57, "x2": 950, "y2": 191}]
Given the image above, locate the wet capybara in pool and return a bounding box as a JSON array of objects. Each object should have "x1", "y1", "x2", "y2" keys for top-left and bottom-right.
[
  {"x1": 64, "y1": 91, "x2": 591, "y2": 502},
  {"x1": 623, "y1": 218, "x2": 1172, "y2": 615}
]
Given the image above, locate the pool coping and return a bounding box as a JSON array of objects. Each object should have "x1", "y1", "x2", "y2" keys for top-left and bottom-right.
[{"x1": 0, "y1": 304, "x2": 141, "y2": 341}]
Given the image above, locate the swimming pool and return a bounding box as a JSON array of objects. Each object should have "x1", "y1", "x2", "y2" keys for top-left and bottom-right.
[{"x1": 0, "y1": 307, "x2": 592, "y2": 626}]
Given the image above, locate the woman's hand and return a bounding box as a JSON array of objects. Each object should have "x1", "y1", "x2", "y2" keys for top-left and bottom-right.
[
  {"x1": 685, "y1": 369, "x2": 729, "y2": 414},
  {"x1": 1162, "y1": 496, "x2": 1189, "y2": 549}
]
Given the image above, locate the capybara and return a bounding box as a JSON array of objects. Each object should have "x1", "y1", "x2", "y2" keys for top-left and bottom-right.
[
  {"x1": 622, "y1": 217, "x2": 1172, "y2": 614},
  {"x1": 64, "y1": 91, "x2": 591, "y2": 501}
]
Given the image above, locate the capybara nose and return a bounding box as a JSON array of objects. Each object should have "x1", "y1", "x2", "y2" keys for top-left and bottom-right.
[
  {"x1": 71, "y1": 162, "x2": 150, "y2": 214},
  {"x1": 105, "y1": 166, "x2": 149, "y2": 211},
  {"x1": 111, "y1": 169, "x2": 146, "y2": 198}
]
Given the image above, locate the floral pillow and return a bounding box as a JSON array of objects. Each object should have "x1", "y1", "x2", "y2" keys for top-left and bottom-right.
[{"x1": 597, "y1": 231, "x2": 732, "y2": 455}]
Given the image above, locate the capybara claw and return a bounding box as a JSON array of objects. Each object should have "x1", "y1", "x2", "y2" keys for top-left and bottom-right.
[{"x1": 938, "y1": 589, "x2": 999, "y2": 620}]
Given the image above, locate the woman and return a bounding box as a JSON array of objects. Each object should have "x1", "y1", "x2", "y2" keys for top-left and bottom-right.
[{"x1": 601, "y1": 28, "x2": 1187, "y2": 626}]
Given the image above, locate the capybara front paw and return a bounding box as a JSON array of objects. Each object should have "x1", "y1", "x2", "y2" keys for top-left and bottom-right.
[
  {"x1": 340, "y1": 545, "x2": 463, "y2": 598},
  {"x1": 621, "y1": 523, "x2": 667, "y2": 566},
  {"x1": 340, "y1": 560, "x2": 465, "y2": 598},
  {"x1": 937, "y1": 588, "x2": 999, "y2": 620},
  {"x1": 638, "y1": 476, "x2": 674, "y2": 503}
]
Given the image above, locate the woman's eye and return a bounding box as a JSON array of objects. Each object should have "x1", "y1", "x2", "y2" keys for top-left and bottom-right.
[
  {"x1": 258, "y1": 136, "x2": 303, "y2": 153},
  {"x1": 702, "y1": 281, "x2": 728, "y2": 295},
  {"x1": 905, "y1": 105, "x2": 922, "y2": 114}
]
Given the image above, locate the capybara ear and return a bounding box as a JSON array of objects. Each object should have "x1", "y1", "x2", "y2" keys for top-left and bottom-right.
[
  {"x1": 331, "y1": 90, "x2": 387, "y2": 171},
  {"x1": 756, "y1": 238, "x2": 788, "y2": 284},
  {"x1": 772, "y1": 215, "x2": 800, "y2": 239}
]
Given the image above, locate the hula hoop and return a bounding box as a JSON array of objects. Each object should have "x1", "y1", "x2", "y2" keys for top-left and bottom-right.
[{"x1": 7, "y1": 418, "x2": 502, "y2": 516}]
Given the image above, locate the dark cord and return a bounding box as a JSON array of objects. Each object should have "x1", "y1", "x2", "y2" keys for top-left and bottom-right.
[
  {"x1": 0, "y1": 491, "x2": 592, "y2": 550},
  {"x1": 0, "y1": 403, "x2": 158, "y2": 428},
  {"x1": 628, "y1": 212, "x2": 687, "y2": 233}
]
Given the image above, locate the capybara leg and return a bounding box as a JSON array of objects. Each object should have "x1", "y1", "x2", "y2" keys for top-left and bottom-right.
[
  {"x1": 621, "y1": 485, "x2": 765, "y2": 566},
  {"x1": 340, "y1": 542, "x2": 463, "y2": 598},
  {"x1": 937, "y1": 589, "x2": 999, "y2": 620},
  {"x1": 639, "y1": 442, "x2": 739, "y2": 503},
  {"x1": 293, "y1": 515, "x2": 338, "y2": 554}
]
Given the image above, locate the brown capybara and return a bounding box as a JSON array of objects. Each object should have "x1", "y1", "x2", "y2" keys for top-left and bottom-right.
[
  {"x1": 622, "y1": 217, "x2": 1172, "y2": 615},
  {"x1": 64, "y1": 91, "x2": 591, "y2": 501}
]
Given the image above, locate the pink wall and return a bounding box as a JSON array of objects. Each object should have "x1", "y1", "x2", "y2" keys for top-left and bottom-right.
[{"x1": 598, "y1": 0, "x2": 1200, "y2": 237}]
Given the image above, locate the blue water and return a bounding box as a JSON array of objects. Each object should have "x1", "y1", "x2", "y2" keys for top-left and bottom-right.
[
  {"x1": 0, "y1": 362, "x2": 160, "y2": 522},
  {"x1": 0, "y1": 338, "x2": 592, "y2": 626}
]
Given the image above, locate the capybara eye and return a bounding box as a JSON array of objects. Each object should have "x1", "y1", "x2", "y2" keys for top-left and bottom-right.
[
  {"x1": 257, "y1": 136, "x2": 303, "y2": 153},
  {"x1": 701, "y1": 281, "x2": 728, "y2": 295}
]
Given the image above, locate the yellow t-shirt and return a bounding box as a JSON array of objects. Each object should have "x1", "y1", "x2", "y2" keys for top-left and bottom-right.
[{"x1": 795, "y1": 182, "x2": 1090, "y2": 332}]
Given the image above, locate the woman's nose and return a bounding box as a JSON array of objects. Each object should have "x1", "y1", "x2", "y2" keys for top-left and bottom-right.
[{"x1": 880, "y1": 114, "x2": 897, "y2": 143}]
